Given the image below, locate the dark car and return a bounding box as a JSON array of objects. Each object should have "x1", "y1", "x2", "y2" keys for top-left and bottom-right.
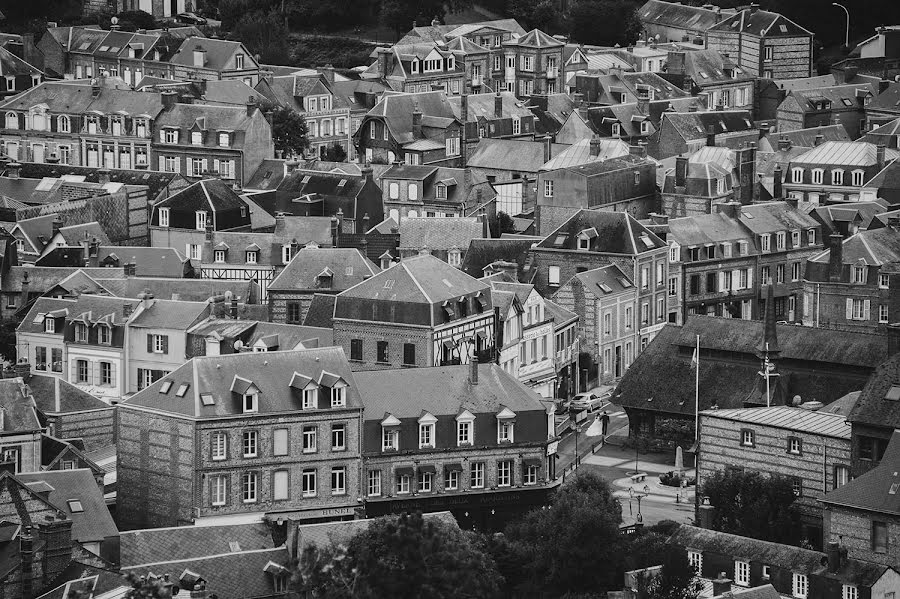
[{"x1": 176, "y1": 12, "x2": 207, "y2": 25}]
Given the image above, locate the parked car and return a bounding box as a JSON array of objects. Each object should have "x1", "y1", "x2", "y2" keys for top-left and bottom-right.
[
  {"x1": 176, "y1": 12, "x2": 207, "y2": 25},
  {"x1": 570, "y1": 392, "x2": 603, "y2": 412}
]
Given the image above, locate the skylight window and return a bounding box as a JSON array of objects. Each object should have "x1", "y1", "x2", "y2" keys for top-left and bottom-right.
[
  {"x1": 779, "y1": 24, "x2": 788, "y2": 33},
  {"x1": 33, "y1": 313, "x2": 46, "y2": 324},
  {"x1": 618, "y1": 277, "x2": 632, "y2": 288},
  {"x1": 79, "y1": 42, "x2": 91, "y2": 50},
  {"x1": 67, "y1": 500, "x2": 84, "y2": 513},
  {"x1": 891, "y1": 482, "x2": 900, "y2": 495},
  {"x1": 98, "y1": 46, "x2": 109, "y2": 52},
  {"x1": 699, "y1": 71, "x2": 708, "y2": 78},
  {"x1": 841, "y1": 98, "x2": 853, "y2": 107},
  {"x1": 886, "y1": 386, "x2": 900, "y2": 401},
  {"x1": 159, "y1": 381, "x2": 172, "y2": 394},
  {"x1": 176, "y1": 383, "x2": 190, "y2": 397},
  {"x1": 200, "y1": 393, "x2": 215, "y2": 406},
  {"x1": 301, "y1": 175, "x2": 311, "y2": 184},
  {"x1": 383, "y1": 279, "x2": 395, "y2": 289},
  {"x1": 598, "y1": 283, "x2": 612, "y2": 293}
]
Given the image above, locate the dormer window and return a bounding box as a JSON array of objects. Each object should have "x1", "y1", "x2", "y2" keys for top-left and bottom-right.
[
  {"x1": 98, "y1": 324, "x2": 111, "y2": 345},
  {"x1": 231, "y1": 376, "x2": 260, "y2": 413},
  {"x1": 235, "y1": 53, "x2": 244, "y2": 69},
  {"x1": 214, "y1": 250, "x2": 226, "y2": 263},
  {"x1": 612, "y1": 122, "x2": 621, "y2": 137},
  {"x1": 75, "y1": 322, "x2": 88, "y2": 342},
  {"x1": 853, "y1": 264, "x2": 867, "y2": 284},
  {"x1": 578, "y1": 236, "x2": 590, "y2": 250},
  {"x1": 410, "y1": 60, "x2": 419, "y2": 74},
  {"x1": 669, "y1": 243, "x2": 680, "y2": 263},
  {"x1": 43, "y1": 317, "x2": 55, "y2": 333},
  {"x1": 380, "y1": 252, "x2": 393, "y2": 270},
  {"x1": 716, "y1": 178, "x2": 725, "y2": 194},
  {"x1": 456, "y1": 409, "x2": 475, "y2": 446},
  {"x1": 218, "y1": 132, "x2": 230, "y2": 147},
  {"x1": 191, "y1": 131, "x2": 203, "y2": 145},
  {"x1": 761, "y1": 234, "x2": 771, "y2": 252},
  {"x1": 303, "y1": 386, "x2": 317, "y2": 409},
  {"x1": 381, "y1": 414, "x2": 401, "y2": 451},
  {"x1": 418, "y1": 412, "x2": 437, "y2": 448},
  {"x1": 331, "y1": 383, "x2": 347, "y2": 407},
  {"x1": 640, "y1": 121, "x2": 650, "y2": 134},
  {"x1": 246, "y1": 251, "x2": 258, "y2": 264},
  {"x1": 776, "y1": 232, "x2": 786, "y2": 251},
  {"x1": 791, "y1": 167, "x2": 803, "y2": 183},
  {"x1": 158, "y1": 207, "x2": 170, "y2": 228},
  {"x1": 448, "y1": 249, "x2": 461, "y2": 267},
  {"x1": 832, "y1": 170, "x2": 844, "y2": 185},
  {"x1": 5, "y1": 111, "x2": 17, "y2": 129},
  {"x1": 811, "y1": 169, "x2": 823, "y2": 185},
  {"x1": 196, "y1": 210, "x2": 208, "y2": 231},
  {"x1": 808, "y1": 229, "x2": 816, "y2": 246},
  {"x1": 852, "y1": 170, "x2": 864, "y2": 186},
  {"x1": 58, "y1": 115, "x2": 70, "y2": 133},
  {"x1": 243, "y1": 392, "x2": 258, "y2": 413},
  {"x1": 497, "y1": 406, "x2": 516, "y2": 443}
]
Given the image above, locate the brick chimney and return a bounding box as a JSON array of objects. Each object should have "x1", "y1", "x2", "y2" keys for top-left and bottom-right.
[
  {"x1": 7, "y1": 162, "x2": 21, "y2": 179},
  {"x1": 246, "y1": 96, "x2": 257, "y2": 117},
  {"x1": 460, "y1": 93, "x2": 468, "y2": 124},
  {"x1": 777, "y1": 136, "x2": 791, "y2": 152},
  {"x1": 412, "y1": 103, "x2": 423, "y2": 139},
  {"x1": 675, "y1": 156, "x2": 688, "y2": 188},
  {"x1": 814, "y1": 134, "x2": 825, "y2": 146},
  {"x1": 469, "y1": 355, "x2": 478, "y2": 384},
  {"x1": 321, "y1": 64, "x2": 335, "y2": 84},
  {"x1": 828, "y1": 233, "x2": 844, "y2": 282},
  {"x1": 877, "y1": 144, "x2": 886, "y2": 172},
  {"x1": 716, "y1": 201, "x2": 740, "y2": 219},
  {"x1": 629, "y1": 143, "x2": 647, "y2": 158},
  {"x1": 494, "y1": 90, "x2": 503, "y2": 118},
  {"x1": 773, "y1": 164, "x2": 783, "y2": 199},
  {"x1": 712, "y1": 572, "x2": 732, "y2": 596},
  {"x1": 98, "y1": 168, "x2": 111, "y2": 185},
  {"x1": 888, "y1": 323, "x2": 900, "y2": 356},
  {"x1": 123, "y1": 302, "x2": 134, "y2": 317},
  {"x1": 161, "y1": 91, "x2": 178, "y2": 110},
  {"x1": 376, "y1": 48, "x2": 392, "y2": 78},
  {"x1": 826, "y1": 541, "x2": 842, "y2": 573},
  {"x1": 589, "y1": 135, "x2": 602, "y2": 157},
  {"x1": 20, "y1": 525, "x2": 34, "y2": 599},
  {"x1": 667, "y1": 50, "x2": 686, "y2": 75},
  {"x1": 706, "y1": 125, "x2": 716, "y2": 147}
]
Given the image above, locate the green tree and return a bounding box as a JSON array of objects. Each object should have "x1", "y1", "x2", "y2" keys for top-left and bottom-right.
[
  {"x1": 293, "y1": 512, "x2": 504, "y2": 598},
  {"x1": 567, "y1": 0, "x2": 642, "y2": 46},
  {"x1": 0, "y1": 319, "x2": 17, "y2": 364},
  {"x1": 701, "y1": 468, "x2": 801, "y2": 544},
  {"x1": 231, "y1": 9, "x2": 291, "y2": 64},
  {"x1": 270, "y1": 106, "x2": 310, "y2": 157},
  {"x1": 114, "y1": 10, "x2": 158, "y2": 31},
  {"x1": 500, "y1": 471, "x2": 623, "y2": 596},
  {"x1": 640, "y1": 550, "x2": 703, "y2": 599},
  {"x1": 323, "y1": 142, "x2": 348, "y2": 162},
  {"x1": 379, "y1": 0, "x2": 448, "y2": 39}
]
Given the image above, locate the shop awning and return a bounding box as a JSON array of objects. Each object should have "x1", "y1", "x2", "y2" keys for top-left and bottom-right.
[
  {"x1": 523, "y1": 457, "x2": 543, "y2": 468},
  {"x1": 443, "y1": 463, "x2": 463, "y2": 472},
  {"x1": 395, "y1": 467, "x2": 414, "y2": 477},
  {"x1": 418, "y1": 464, "x2": 436, "y2": 473}
]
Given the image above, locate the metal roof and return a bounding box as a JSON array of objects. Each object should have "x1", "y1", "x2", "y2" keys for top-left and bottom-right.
[{"x1": 701, "y1": 405, "x2": 851, "y2": 438}]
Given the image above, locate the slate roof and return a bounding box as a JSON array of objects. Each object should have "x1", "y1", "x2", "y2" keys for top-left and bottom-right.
[
  {"x1": 502, "y1": 29, "x2": 564, "y2": 48},
  {"x1": 660, "y1": 110, "x2": 755, "y2": 141},
  {"x1": 528, "y1": 93, "x2": 578, "y2": 135},
  {"x1": 129, "y1": 298, "x2": 210, "y2": 330},
  {"x1": 638, "y1": 0, "x2": 722, "y2": 32},
  {"x1": 120, "y1": 522, "x2": 276, "y2": 567},
  {"x1": 738, "y1": 201, "x2": 819, "y2": 235},
  {"x1": 15, "y1": 163, "x2": 188, "y2": 201},
  {"x1": 785, "y1": 83, "x2": 878, "y2": 113},
  {"x1": 123, "y1": 547, "x2": 290, "y2": 599},
  {"x1": 243, "y1": 321, "x2": 333, "y2": 350},
  {"x1": 770, "y1": 124, "x2": 851, "y2": 150},
  {"x1": 57, "y1": 222, "x2": 109, "y2": 246},
  {"x1": 822, "y1": 430, "x2": 900, "y2": 515},
  {"x1": 0, "y1": 46, "x2": 42, "y2": 77},
  {"x1": 681, "y1": 49, "x2": 752, "y2": 85},
  {"x1": 865, "y1": 80, "x2": 900, "y2": 113},
  {"x1": 467, "y1": 138, "x2": 565, "y2": 173},
  {"x1": 121, "y1": 347, "x2": 360, "y2": 418},
  {"x1": 537, "y1": 209, "x2": 666, "y2": 253},
  {"x1": 302, "y1": 293, "x2": 336, "y2": 328},
  {"x1": 0, "y1": 378, "x2": 42, "y2": 433},
  {"x1": 540, "y1": 138, "x2": 630, "y2": 171},
  {"x1": 712, "y1": 584, "x2": 780, "y2": 599},
  {"x1": 17, "y1": 469, "x2": 117, "y2": 544},
  {"x1": 847, "y1": 352, "x2": 900, "y2": 429},
  {"x1": 154, "y1": 178, "x2": 247, "y2": 213},
  {"x1": 154, "y1": 103, "x2": 258, "y2": 135},
  {"x1": 268, "y1": 247, "x2": 375, "y2": 292},
  {"x1": 168, "y1": 37, "x2": 245, "y2": 71},
  {"x1": 93, "y1": 277, "x2": 258, "y2": 302},
  {"x1": 398, "y1": 217, "x2": 484, "y2": 251},
  {"x1": 354, "y1": 363, "x2": 547, "y2": 419},
  {"x1": 791, "y1": 141, "x2": 898, "y2": 167},
  {"x1": 808, "y1": 227, "x2": 900, "y2": 268},
  {"x1": 708, "y1": 8, "x2": 812, "y2": 36},
  {"x1": 0, "y1": 266, "x2": 124, "y2": 294},
  {"x1": 447, "y1": 91, "x2": 532, "y2": 122},
  {"x1": 461, "y1": 238, "x2": 535, "y2": 281},
  {"x1": 36, "y1": 565, "x2": 125, "y2": 599},
  {"x1": 17, "y1": 295, "x2": 138, "y2": 335},
  {"x1": 96, "y1": 246, "x2": 187, "y2": 277},
  {"x1": 0, "y1": 80, "x2": 164, "y2": 117},
  {"x1": 26, "y1": 375, "x2": 109, "y2": 415},
  {"x1": 572, "y1": 264, "x2": 634, "y2": 300},
  {"x1": 669, "y1": 525, "x2": 887, "y2": 587},
  {"x1": 365, "y1": 91, "x2": 457, "y2": 144},
  {"x1": 701, "y1": 405, "x2": 851, "y2": 439}
]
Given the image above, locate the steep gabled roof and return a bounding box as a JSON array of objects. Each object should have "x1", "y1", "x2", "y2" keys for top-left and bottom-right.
[
  {"x1": 168, "y1": 37, "x2": 248, "y2": 71},
  {"x1": 791, "y1": 141, "x2": 898, "y2": 167},
  {"x1": 398, "y1": 217, "x2": 484, "y2": 251},
  {"x1": 708, "y1": 8, "x2": 812, "y2": 37},
  {"x1": 537, "y1": 209, "x2": 665, "y2": 254},
  {"x1": 268, "y1": 247, "x2": 376, "y2": 292},
  {"x1": 154, "y1": 178, "x2": 247, "y2": 213},
  {"x1": 637, "y1": 0, "x2": 721, "y2": 32},
  {"x1": 365, "y1": 91, "x2": 457, "y2": 144},
  {"x1": 660, "y1": 110, "x2": 755, "y2": 141},
  {"x1": 502, "y1": 29, "x2": 563, "y2": 48},
  {"x1": 120, "y1": 522, "x2": 276, "y2": 568}
]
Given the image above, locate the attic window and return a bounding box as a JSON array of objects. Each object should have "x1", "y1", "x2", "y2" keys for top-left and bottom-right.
[
  {"x1": 699, "y1": 71, "x2": 708, "y2": 79},
  {"x1": 779, "y1": 24, "x2": 788, "y2": 33},
  {"x1": 640, "y1": 234, "x2": 654, "y2": 249},
  {"x1": 886, "y1": 386, "x2": 900, "y2": 401},
  {"x1": 891, "y1": 482, "x2": 900, "y2": 495},
  {"x1": 617, "y1": 277, "x2": 632, "y2": 288},
  {"x1": 176, "y1": 383, "x2": 190, "y2": 397},
  {"x1": 337, "y1": 179, "x2": 347, "y2": 187},
  {"x1": 67, "y1": 500, "x2": 84, "y2": 513},
  {"x1": 301, "y1": 176, "x2": 311, "y2": 184},
  {"x1": 598, "y1": 283, "x2": 613, "y2": 293},
  {"x1": 200, "y1": 393, "x2": 215, "y2": 406},
  {"x1": 159, "y1": 381, "x2": 173, "y2": 394},
  {"x1": 841, "y1": 98, "x2": 853, "y2": 107}
]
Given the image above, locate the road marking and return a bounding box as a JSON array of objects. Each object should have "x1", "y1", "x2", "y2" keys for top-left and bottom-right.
[{"x1": 609, "y1": 411, "x2": 625, "y2": 417}]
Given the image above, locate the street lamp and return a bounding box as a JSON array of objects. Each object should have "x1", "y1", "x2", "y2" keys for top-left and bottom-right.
[
  {"x1": 569, "y1": 407, "x2": 581, "y2": 468},
  {"x1": 832, "y1": 3, "x2": 850, "y2": 48},
  {"x1": 629, "y1": 484, "x2": 650, "y2": 523}
]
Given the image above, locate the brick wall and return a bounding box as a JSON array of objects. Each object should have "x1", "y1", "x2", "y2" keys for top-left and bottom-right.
[
  {"x1": 269, "y1": 291, "x2": 317, "y2": 324},
  {"x1": 661, "y1": 192, "x2": 718, "y2": 218},
  {"x1": 824, "y1": 505, "x2": 900, "y2": 567},
  {"x1": 117, "y1": 407, "x2": 196, "y2": 530},
  {"x1": 17, "y1": 190, "x2": 145, "y2": 245},
  {"x1": 49, "y1": 408, "x2": 115, "y2": 451},
  {"x1": 334, "y1": 320, "x2": 432, "y2": 370},
  {"x1": 530, "y1": 247, "x2": 634, "y2": 298}
]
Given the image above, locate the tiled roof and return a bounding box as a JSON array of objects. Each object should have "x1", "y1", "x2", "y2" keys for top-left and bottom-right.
[
  {"x1": 398, "y1": 217, "x2": 484, "y2": 251},
  {"x1": 467, "y1": 138, "x2": 565, "y2": 172},
  {"x1": 268, "y1": 247, "x2": 375, "y2": 292},
  {"x1": 669, "y1": 525, "x2": 886, "y2": 587},
  {"x1": 661, "y1": 110, "x2": 755, "y2": 141},
  {"x1": 792, "y1": 141, "x2": 898, "y2": 167},
  {"x1": 0, "y1": 266, "x2": 124, "y2": 294},
  {"x1": 822, "y1": 430, "x2": 900, "y2": 515},
  {"x1": 503, "y1": 29, "x2": 564, "y2": 48},
  {"x1": 701, "y1": 405, "x2": 851, "y2": 438},
  {"x1": 129, "y1": 298, "x2": 210, "y2": 330},
  {"x1": 17, "y1": 469, "x2": 118, "y2": 544},
  {"x1": 447, "y1": 91, "x2": 532, "y2": 122},
  {"x1": 738, "y1": 201, "x2": 819, "y2": 235},
  {"x1": 571, "y1": 264, "x2": 634, "y2": 300},
  {"x1": 16, "y1": 163, "x2": 188, "y2": 201},
  {"x1": 638, "y1": 0, "x2": 721, "y2": 32},
  {"x1": 540, "y1": 138, "x2": 630, "y2": 171},
  {"x1": 155, "y1": 178, "x2": 247, "y2": 212},
  {"x1": 354, "y1": 363, "x2": 547, "y2": 419},
  {"x1": 123, "y1": 547, "x2": 290, "y2": 599},
  {"x1": 848, "y1": 352, "x2": 900, "y2": 429},
  {"x1": 0, "y1": 378, "x2": 42, "y2": 432},
  {"x1": 302, "y1": 293, "x2": 336, "y2": 328},
  {"x1": 366, "y1": 91, "x2": 457, "y2": 144},
  {"x1": 537, "y1": 209, "x2": 665, "y2": 253},
  {"x1": 787, "y1": 83, "x2": 878, "y2": 112},
  {"x1": 708, "y1": 8, "x2": 812, "y2": 36},
  {"x1": 120, "y1": 522, "x2": 276, "y2": 567},
  {"x1": 169, "y1": 37, "x2": 245, "y2": 71},
  {"x1": 809, "y1": 227, "x2": 900, "y2": 267},
  {"x1": 121, "y1": 347, "x2": 360, "y2": 418},
  {"x1": 96, "y1": 246, "x2": 187, "y2": 277},
  {"x1": 461, "y1": 238, "x2": 534, "y2": 281},
  {"x1": 864, "y1": 80, "x2": 900, "y2": 112},
  {"x1": 668, "y1": 212, "x2": 755, "y2": 248},
  {"x1": 26, "y1": 375, "x2": 109, "y2": 415}
]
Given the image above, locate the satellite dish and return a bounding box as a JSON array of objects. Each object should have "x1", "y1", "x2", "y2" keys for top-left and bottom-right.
[{"x1": 234, "y1": 340, "x2": 243, "y2": 351}]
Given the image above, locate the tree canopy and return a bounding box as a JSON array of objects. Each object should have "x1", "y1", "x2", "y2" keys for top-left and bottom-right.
[
  {"x1": 566, "y1": 0, "x2": 642, "y2": 46},
  {"x1": 270, "y1": 106, "x2": 310, "y2": 158},
  {"x1": 701, "y1": 468, "x2": 802, "y2": 545}
]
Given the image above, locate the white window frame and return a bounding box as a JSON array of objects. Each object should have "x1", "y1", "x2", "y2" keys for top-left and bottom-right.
[
  {"x1": 212, "y1": 432, "x2": 227, "y2": 460},
  {"x1": 196, "y1": 210, "x2": 208, "y2": 231},
  {"x1": 367, "y1": 470, "x2": 382, "y2": 496},
  {"x1": 734, "y1": 560, "x2": 750, "y2": 586},
  {"x1": 331, "y1": 466, "x2": 346, "y2": 495},
  {"x1": 212, "y1": 475, "x2": 227, "y2": 506},
  {"x1": 302, "y1": 426, "x2": 317, "y2": 453},
  {"x1": 382, "y1": 428, "x2": 398, "y2": 451},
  {"x1": 302, "y1": 469, "x2": 317, "y2": 497},
  {"x1": 498, "y1": 420, "x2": 514, "y2": 443},
  {"x1": 687, "y1": 550, "x2": 702, "y2": 573},
  {"x1": 242, "y1": 430, "x2": 258, "y2": 458},
  {"x1": 792, "y1": 573, "x2": 808, "y2": 599},
  {"x1": 792, "y1": 167, "x2": 803, "y2": 183},
  {"x1": 851, "y1": 170, "x2": 864, "y2": 186},
  {"x1": 241, "y1": 472, "x2": 257, "y2": 503},
  {"x1": 497, "y1": 460, "x2": 512, "y2": 487}
]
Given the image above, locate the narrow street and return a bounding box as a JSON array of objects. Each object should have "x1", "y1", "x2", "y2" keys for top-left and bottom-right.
[{"x1": 554, "y1": 399, "x2": 696, "y2": 527}]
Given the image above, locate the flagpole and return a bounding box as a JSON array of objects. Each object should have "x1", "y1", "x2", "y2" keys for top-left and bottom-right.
[{"x1": 695, "y1": 334, "x2": 700, "y2": 441}]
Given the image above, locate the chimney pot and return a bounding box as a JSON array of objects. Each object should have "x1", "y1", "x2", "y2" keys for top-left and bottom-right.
[
  {"x1": 470, "y1": 355, "x2": 479, "y2": 384},
  {"x1": 828, "y1": 233, "x2": 844, "y2": 282}
]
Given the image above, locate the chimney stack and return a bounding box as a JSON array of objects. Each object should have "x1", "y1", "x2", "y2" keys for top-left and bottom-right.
[
  {"x1": 230, "y1": 296, "x2": 238, "y2": 319},
  {"x1": 494, "y1": 90, "x2": 503, "y2": 118},
  {"x1": 675, "y1": 156, "x2": 688, "y2": 188},
  {"x1": 589, "y1": 135, "x2": 602, "y2": 157},
  {"x1": 124, "y1": 261, "x2": 136, "y2": 277},
  {"x1": 877, "y1": 144, "x2": 886, "y2": 171},
  {"x1": 629, "y1": 143, "x2": 647, "y2": 158},
  {"x1": 470, "y1": 355, "x2": 478, "y2": 384},
  {"x1": 712, "y1": 573, "x2": 731, "y2": 596},
  {"x1": 543, "y1": 135, "x2": 552, "y2": 163},
  {"x1": 20, "y1": 525, "x2": 34, "y2": 599},
  {"x1": 246, "y1": 96, "x2": 257, "y2": 117},
  {"x1": 161, "y1": 91, "x2": 177, "y2": 110},
  {"x1": 7, "y1": 162, "x2": 21, "y2": 179},
  {"x1": 773, "y1": 164, "x2": 783, "y2": 199},
  {"x1": 828, "y1": 233, "x2": 844, "y2": 282},
  {"x1": 826, "y1": 541, "x2": 842, "y2": 573},
  {"x1": 321, "y1": 64, "x2": 335, "y2": 84},
  {"x1": 706, "y1": 125, "x2": 716, "y2": 147},
  {"x1": 98, "y1": 168, "x2": 111, "y2": 185},
  {"x1": 814, "y1": 134, "x2": 825, "y2": 147},
  {"x1": 777, "y1": 136, "x2": 791, "y2": 152},
  {"x1": 52, "y1": 216, "x2": 63, "y2": 236},
  {"x1": 139, "y1": 288, "x2": 154, "y2": 311},
  {"x1": 412, "y1": 102, "x2": 423, "y2": 139}
]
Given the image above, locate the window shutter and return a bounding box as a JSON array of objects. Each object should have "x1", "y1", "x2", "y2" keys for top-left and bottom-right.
[
  {"x1": 162, "y1": 335, "x2": 169, "y2": 354},
  {"x1": 732, "y1": 269, "x2": 740, "y2": 289},
  {"x1": 173, "y1": 131, "x2": 179, "y2": 144},
  {"x1": 202, "y1": 158, "x2": 208, "y2": 172},
  {"x1": 70, "y1": 360, "x2": 77, "y2": 382},
  {"x1": 719, "y1": 272, "x2": 726, "y2": 291},
  {"x1": 846, "y1": 298, "x2": 853, "y2": 320},
  {"x1": 213, "y1": 158, "x2": 220, "y2": 173},
  {"x1": 158, "y1": 156, "x2": 165, "y2": 171},
  {"x1": 864, "y1": 300, "x2": 871, "y2": 321},
  {"x1": 147, "y1": 334, "x2": 153, "y2": 353},
  {"x1": 746, "y1": 268, "x2": 753, "y2": 287},
  {"x1": 159, "y1": 129, "x2": 165, "y2": 143},
  {"x1": 223, "y1": 475, "x2": 230, "y2": 506},
  {"x1": 110, "y1": 363, "x2": 116, "y2": 388}
]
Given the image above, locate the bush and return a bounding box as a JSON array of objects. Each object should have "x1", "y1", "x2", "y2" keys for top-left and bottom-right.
[{"x1": 659, "y1": 471, "x2": 696, "y2": 488}]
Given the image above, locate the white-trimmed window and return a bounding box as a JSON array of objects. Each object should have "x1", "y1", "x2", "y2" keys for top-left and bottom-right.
[
  {"x1": 367, "y1": 470, "x2": 382, "y2": 496},
  {"x1": 331, "y1": 466, "x2": 346, "y2": 495},
  {"x1": 524, "y1": 464, "x2": 538, "y2": 485},
  {"x1": 811, "y1": 168, "x2": 824, "y2": 184},
  {"x1": 791, "y1": 167, "x2": 803, "y2": 183},
  {"x1": 470, "y1": 462, "x2": 485, "y2": 488},
  {"x1": 832, "y1": 169, "x2": 844, "y2": 185},
  {"x1": 218, "y1": 132, "x2": 230, "y2": 147},
  {"x1": 242, "y1": 430, "x2": 258, "y2": 457},
  {"x1": 764, "y1": 46, "x2": 773, "y2": 61},
  {"x1": 242, "y1": 392, "x2": 258, "y2": 413},
  {"x1": 880, "y1": 274, "x2": 890, "y2": 289},
  {"x1": 544, "y1": 180, "x2": 554, "y2": 197},
  {"x1": 397, "y1": 473, "x2": 411, "y2": 494},
  {"x1": 191, "y1": 131, "x2": 203, "y2": 145},
  {"x1": 212, "y1": 432, "x2": 227, "y2": 460},
  {"x1": 549, "y1": 265, "x2": 560, "y2": 287},
  {"x1": 448, "y1": 249, "x2": 461, "y2": 267},
  {"x1": 302, "y1": 469, "x2": 317, "y2": 497},
  {"x1": 302, "y1": 426, "x2": 317, "y2": 453},
  {"x1": 808, "y1": 228, "x2": 816, "y2": 246},
  {"x1": 331, "y1": 424, "x2": 345, "y2": 450},
  {"x1": 302, "y1": 386, "x2": 317, "y2": 409},
  {"x1": 382, "y1": 427, "x2": 398, "y2": 451},
  {"x1": 612, "y1": 122, "x2": 621, "y2": 136},
  {"x1": 498, "y1": 420, "x2": 514, "y2": 443},
  {"x1": 687, "y1": 550, "x2": 702, "y2": 573},
  {"x1": 241, "y1": 472, "x2": 257, "y2": 503},
  {"x1": 741, "y1": 429, "x2": 754, "y2": 446},
  {"x1": 58, "y1": 114, "x2": 70, "y2": 133},
  {"x1": 776, "y1": 231, "x2": 786, "y2": 250},
  {"x1": 734, "y1": 560, "x2": 750, "y2": 586},
  {"x1": 4, "y1": 111, "x2": 17, "y2": 129},
  {"x1": 853, "y1": 265, "x2": 867, "y2": 284},
  {"x1": 246, "y1": 251, "x2": 257, "y2": 264},
  {"x1": 457, "y1": 412, "x2": 474, "y2": 445},
  {"x1": 852, "y1": 170, "x2": 864, "y2": 186},
  {"x1": 497, "y1": 460, "x2": 512, "y2": 486},
  {"x1": 418, "y1": 470, "x2": 433, "y2": 492},
  {"x1": 212, "y1": 475, "x2": 227, "y2": 506},
  {"x1": 331, "y1": 385, "x2": 346, "y2": 407},
  {"x1": 880, "y1": 304, "x2": 889, "y2": 323},
  {"x1": 792, "y1": 573, "x2": 808, "y2": 599},
  {"x1": 791, "y1": 230, "x2": 801, "y2": 247},
  {"x1": 842, "y1": 585, "x2": 858, "y2": 599},
  {"x1": 419, "y1": 416, "x2": 436, "y2": 449},
  {"x1": 445, "y1": 468, "x2": 459, "y2": 490},
  {"x1": 196, "y1": 211, "x2": 208, "y2": 231},
  {"x1": 849, "y1": 298, "x2": 870, "y2": 320},
  {"x1": 75, "y1": 322, "x2": 88, "y2": 342},
  {"x1": 761, "y1": 234, "x2": 771, "y2": 252},
  {"x1": 512, "y1": 116, "x2": 521, "y2": 135},
  {"x1": 158, "y1": 207, "x2": 170, "y2": 227},
  {"x1": 669, "y1": 243, "x2": 680, "y2": 263},
  {"x1": 214, "y1": 250, "x2": 226, "y2": 263}
]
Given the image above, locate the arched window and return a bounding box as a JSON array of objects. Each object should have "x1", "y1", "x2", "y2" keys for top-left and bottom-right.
[
  {"x1": 5, "y1": 112, "x2": 18, "y2": 129},
  {"x1": 31, "y1": 112, "x2": 46, "y2": 131},
  {"x1": 58, "y1": 115, "x2": 70, "y2": 133}
]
